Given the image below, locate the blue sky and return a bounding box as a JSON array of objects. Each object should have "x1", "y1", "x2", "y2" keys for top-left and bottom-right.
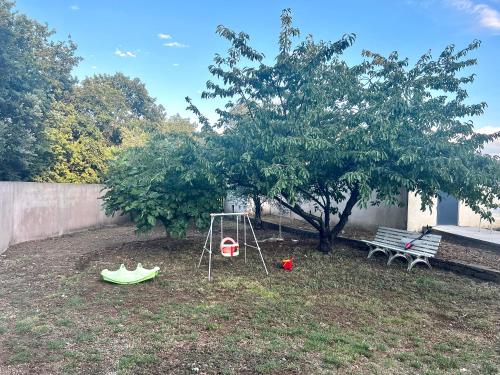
[{"x1": 14, "y1": 0, "x2": 500, "y2": 141}]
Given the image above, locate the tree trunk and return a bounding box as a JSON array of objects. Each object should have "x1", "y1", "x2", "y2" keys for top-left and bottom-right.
[
  {"x1": 319, "y1": 194, "x2": 332, "y2": 253},
  {"x1": 318, "y1": 187, "x2": 359, "y2": 253},
  {"x1": 273, "y1": 189, "x2": 359, "y2": 254},
  {"x1": 318, "y1": 228, "x2": 332, "y2": 253},
  {"x1": 252, "y1": 194, "x2": 263, "y2": 229},
  {"x1": 330, "y1": 186, "x2": 360, "y2": 241}
]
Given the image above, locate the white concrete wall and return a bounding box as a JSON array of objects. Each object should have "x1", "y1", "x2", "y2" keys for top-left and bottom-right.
[
  {"x1": 0, "y1": 182, "x2": 127, "y2": 254},
  {"x1": 223, "y1": 191, "x2": 500, "y2": 231},
  {"x1": 459, "y1": 204, "x2": 482, "y2": 227},
  {"x1": 0, "y1": 183, "x2": 14, "y2": 253},
  {"x1": 223, "y1": 193, "x2": 251, "y2": 213},
  {"x1": 225, "y1": 191, "x2": 408, "y2": 230},
  {"x1": 491, "y1": 207, "x2": 500, "y2": 228},
  {"x1": 329, "y1": 191, "x2": 407, "y2": 230}
]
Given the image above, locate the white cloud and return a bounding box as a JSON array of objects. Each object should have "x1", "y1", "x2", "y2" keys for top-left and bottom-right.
[
  {"x1": 114, "y1": 48, "x2": 136, "y2": 58},
  {"x1": 91, "y1": 65, "x2": 97, "y2": 69},
  {"x1": 164, "y1": 41, "x2": 189, "y2": 48},
  {"x1": 446, "y1": 0, "x2": 500, "y2": 30},
  {"x1": 477, "y1": 125, "x2": 500, "y2": 134},
  {"x1": 477, "y1": 126, "x2": 500, "y2": 156},
  {"x1": 172, "y1": 63, "x2": 180, "y2": 66},
  {"x1": 69, "y1": 5, "x2": 79, "y2": 11},
  {"x1": 158, "y1": 33, "x2": 172, "y2": 39}
]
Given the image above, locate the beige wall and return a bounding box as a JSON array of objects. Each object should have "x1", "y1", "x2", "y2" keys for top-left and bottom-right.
[
  {"x1": 459, "y1": 204, "x2": 482, "y2": 227},
  {"x1": 0, "y1": 182, "x2": 127, "y2": 254},
  {"x1": 406, "y1": 193, "x2": 500, "y2": 230},
  {"x1": 458, "y1": 201, "x2": 500, "y2": 229},
  {"x1": 406, "y1": 193, "x2": 437, "y2": 231}
]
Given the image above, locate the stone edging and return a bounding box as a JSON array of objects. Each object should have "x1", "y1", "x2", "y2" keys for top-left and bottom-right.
[{"x1": 259, "y1": 219, "x2": 500, "y2": 283}]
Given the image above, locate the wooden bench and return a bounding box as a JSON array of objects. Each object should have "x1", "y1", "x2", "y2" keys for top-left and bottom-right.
[{"x1": 361, "y1": 227, "x2": 441, "y2": 271}]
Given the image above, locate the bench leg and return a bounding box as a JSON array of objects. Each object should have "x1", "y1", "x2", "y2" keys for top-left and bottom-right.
[
  {"x1": 367, "y1": 246, "x2": 387, "y2": 259},
  {"x1": 387, "y1": 251, "x2": 411, "y2": 266},
  {"x1": 407, "y1": 256, "x2": 431, "y2": 271}
]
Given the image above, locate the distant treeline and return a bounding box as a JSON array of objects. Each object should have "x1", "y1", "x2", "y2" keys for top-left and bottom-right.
[{"x1": 0, "y1": 0, "x2": 194, "y2": 183}]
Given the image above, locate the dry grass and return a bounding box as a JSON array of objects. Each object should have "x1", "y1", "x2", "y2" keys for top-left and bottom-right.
[{"x1": 0, "y1": 223, "x2": 498, "y2": 374}]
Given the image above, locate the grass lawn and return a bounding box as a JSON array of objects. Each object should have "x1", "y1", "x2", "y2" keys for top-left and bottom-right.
[{"x1": 0, "y1": 223, "x2": 498, "y2": 374}]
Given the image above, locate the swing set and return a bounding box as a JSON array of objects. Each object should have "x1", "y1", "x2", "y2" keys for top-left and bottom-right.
[{"x1": 198, "y1": 212, "x2": 269, "y2": 281}]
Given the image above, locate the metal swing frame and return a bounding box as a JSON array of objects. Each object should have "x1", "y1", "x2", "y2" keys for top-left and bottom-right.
[{"x1": 198, "y1": 212, "x2": 269, "y2": 281}]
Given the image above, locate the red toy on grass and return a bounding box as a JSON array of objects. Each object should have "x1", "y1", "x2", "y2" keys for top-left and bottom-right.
[{"x1": 281, "y1": 258, "x2": 293, "y2": 271}]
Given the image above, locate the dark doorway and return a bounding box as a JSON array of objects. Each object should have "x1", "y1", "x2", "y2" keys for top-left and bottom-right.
[{"x1": 437, "y1": 192, "x2": 459, "y2": 225}]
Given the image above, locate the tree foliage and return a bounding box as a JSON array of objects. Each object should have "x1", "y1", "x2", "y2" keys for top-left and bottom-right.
[
  {"x1": 188, "y1": 9, "x2": 500, "y2": 251},
  {"x1": 73, "y1": 73, "x2": 167, "y2": 145},
  {"x1": 214, "y1": 109, "x2": 273, "y2": 228},
  {"x1": 0, "y1": 0, "x2": 80, "y2": 180},
  {"x1": 102, "y1": 134, "x2": 225, "y2": 238},
  {"x1": 161, "y1": 114, "x2": 197, "y2": 135},
  {"x1": 1, "y1": 1, "x2": 187, "y2": 183},
  {"x1": 35, "y1": 101, "x2": 113, "y2": 183},
  {"x1": 35, "y1": 73, "x2": 186, "y2": 183}
]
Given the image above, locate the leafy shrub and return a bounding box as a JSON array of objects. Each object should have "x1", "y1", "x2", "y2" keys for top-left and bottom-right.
[{"x1": 103, "y1": 133, "x2": 225, "y2": 237}]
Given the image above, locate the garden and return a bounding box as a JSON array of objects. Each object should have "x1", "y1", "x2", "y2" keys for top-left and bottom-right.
[
  {"x1": 1, "y1": 3, "x2": 500, "y2": 374},
  {"x1": 0, "y1": 221, "x2": 498, "y2": 374},
  {"x1": 0, "y1": 224, "x2": 500, "y2": 374}
]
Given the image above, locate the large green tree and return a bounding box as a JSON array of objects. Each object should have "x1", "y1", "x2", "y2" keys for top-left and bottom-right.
[
  {"x1": 189, "y1": 9, "x2": 500, "y2": 252},
  {"x1": 0, "y1": 0, "x2": 80, "y2": 180},
  {"x1": 1, "y1": 1, "x2": 191, "y2": 183}
]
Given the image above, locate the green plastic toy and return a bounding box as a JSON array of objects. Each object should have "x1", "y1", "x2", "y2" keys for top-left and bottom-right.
[{"x1": 101, "y1": 263, "x2": 160, "y2": 285}]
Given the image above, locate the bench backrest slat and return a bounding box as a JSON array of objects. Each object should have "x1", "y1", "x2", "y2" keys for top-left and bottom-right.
[
  {"x1": 374, "y1": 236, "x2": 441, "y2": 249},
  {"x1": 378, "y1": 227, "x2": 441, "y2": 241},
  {"x1": 371, "y1": 242, "x2": 438, "y2": 257},
  {"x1": 372, "y1": 227, "x2": 441, "y2": 257}
]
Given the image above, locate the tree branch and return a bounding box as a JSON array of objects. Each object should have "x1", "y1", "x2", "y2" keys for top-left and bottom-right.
[
  {"x1": 237, "y1": 87, "x2": 260, "y2": 129},
  {"x1": 270, "y1": 80, "x2": 287, "y2": 119},
  {"x1": 293, "y1": 92, "x2": 306, "y2": 126},
  {"x1": 331, "y1": 186, "x2": 360, "y2": 239},
  {"x1": 274, "y1": 195, "x2": 322, "y2": 231},
  {"x1": 297, "y1": 187, "x2": 325, "y2": 209}
]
